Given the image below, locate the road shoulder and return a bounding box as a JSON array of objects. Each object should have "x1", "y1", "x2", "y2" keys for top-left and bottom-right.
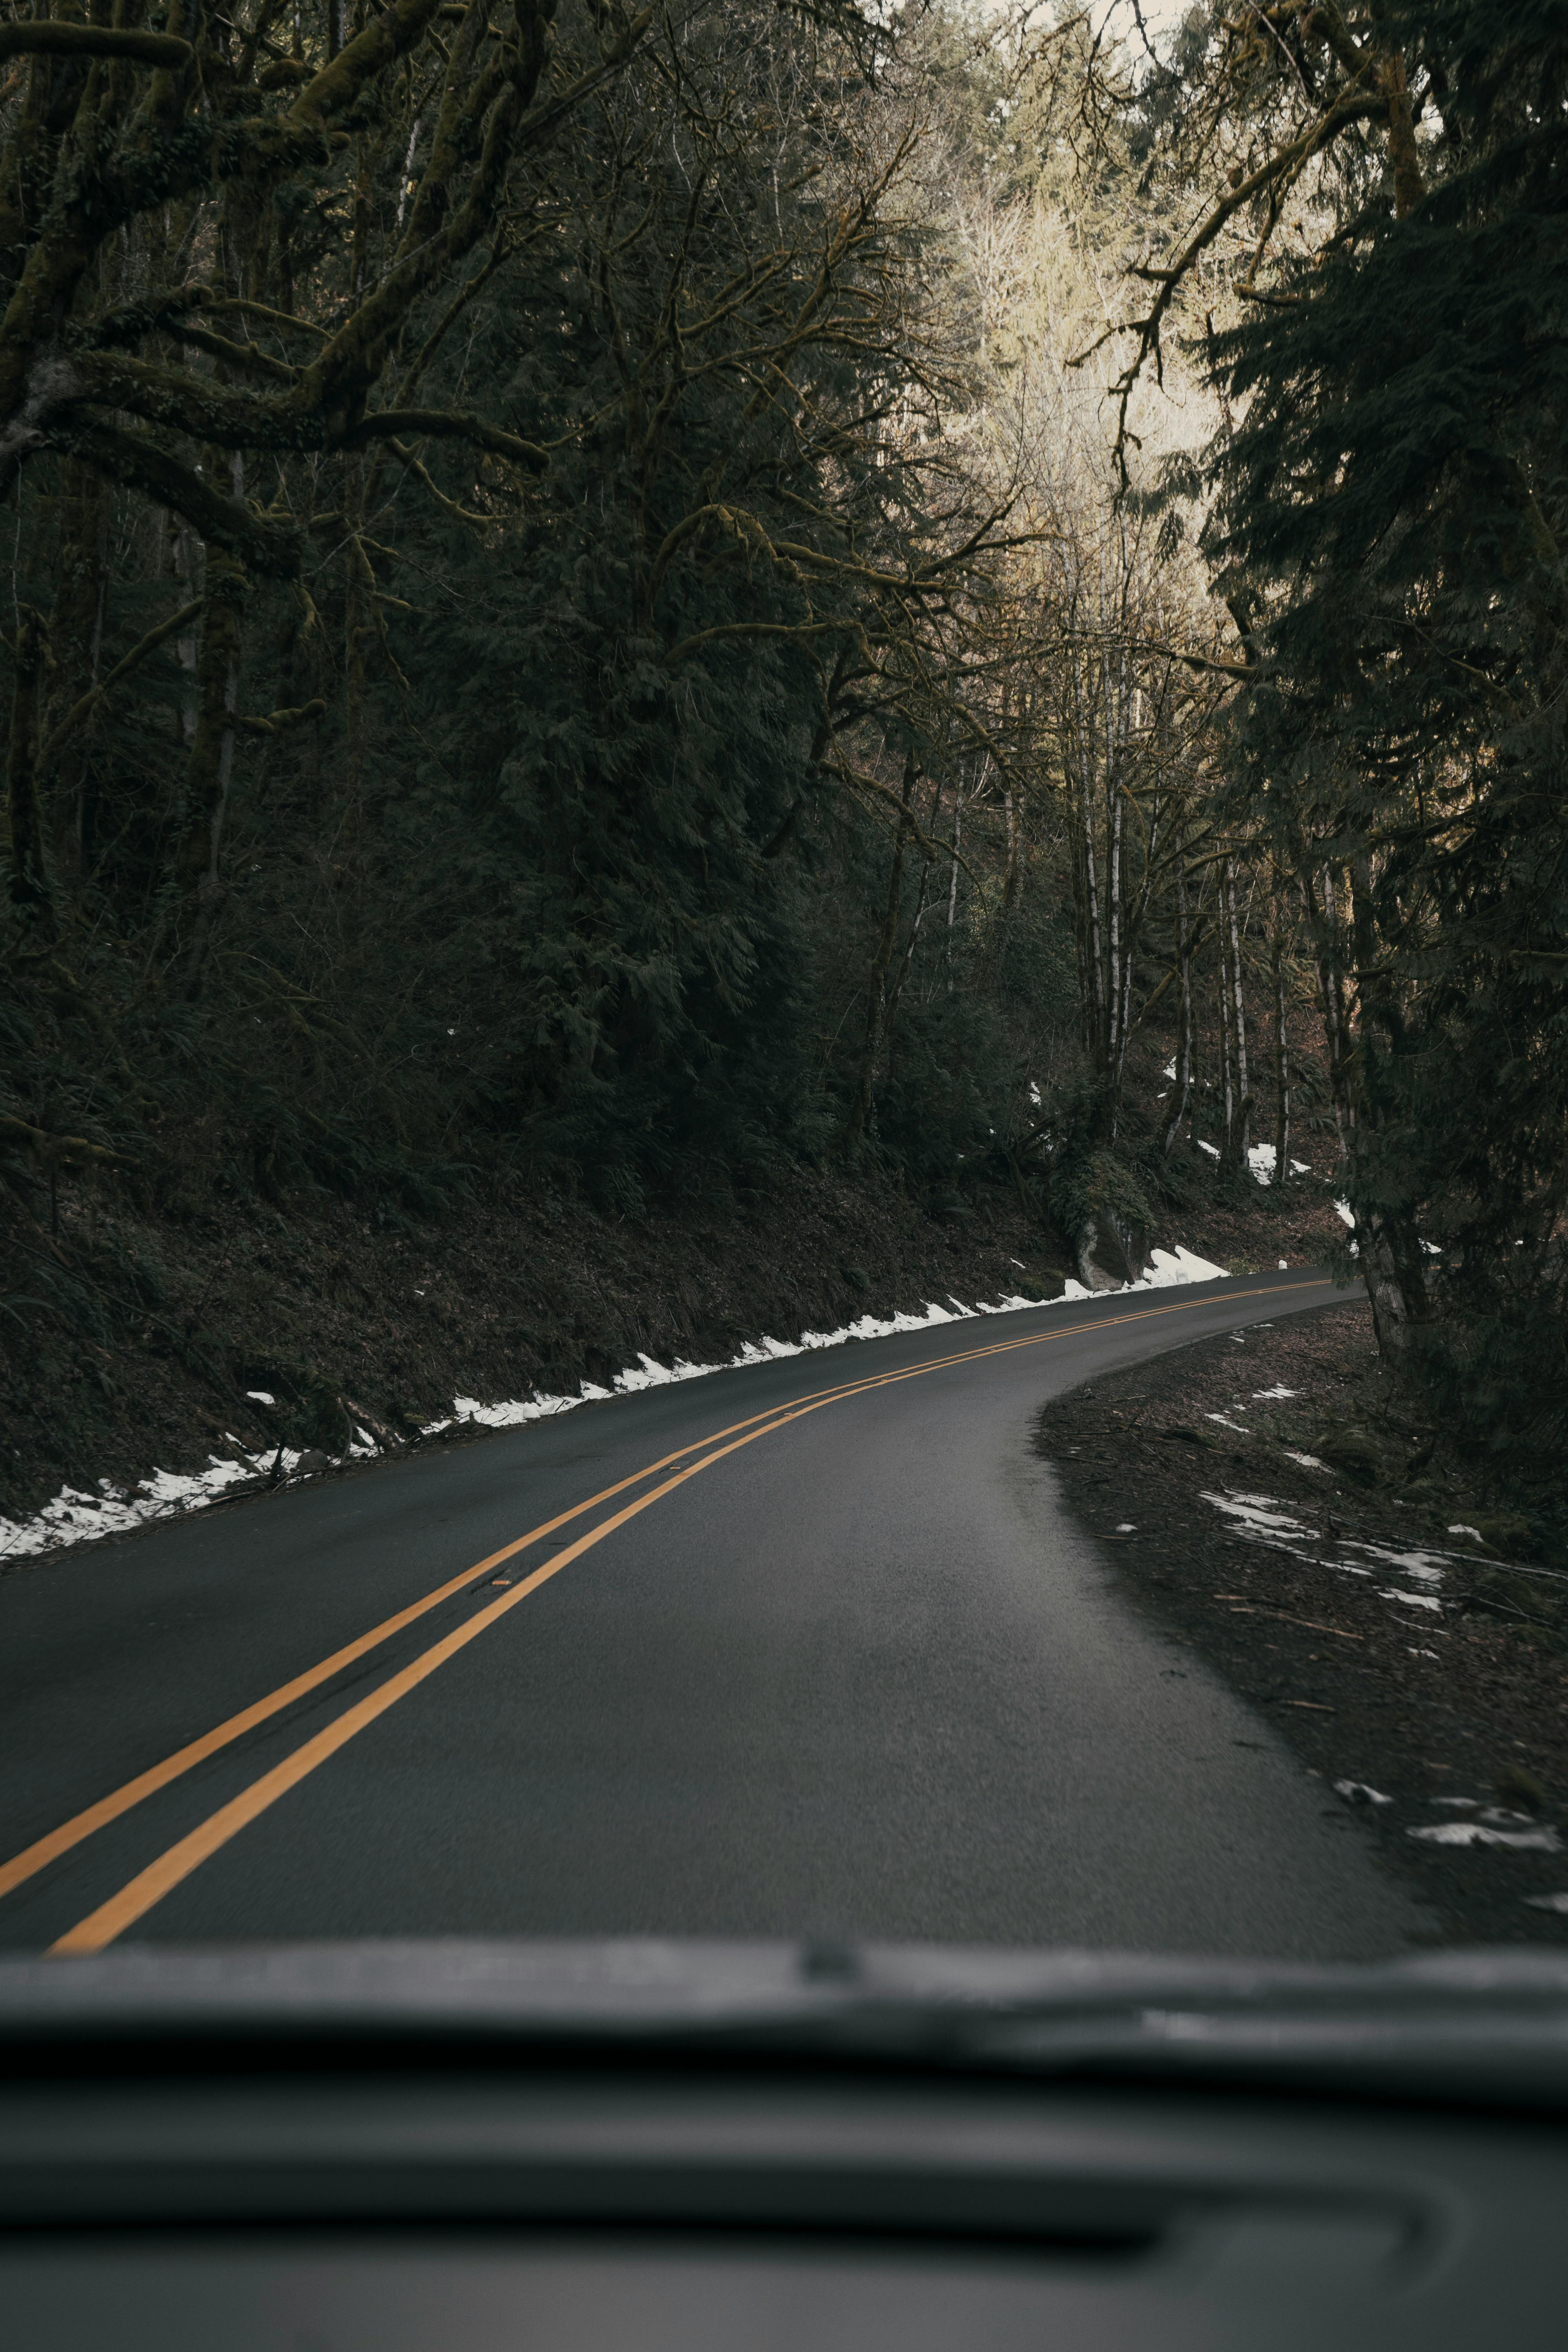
[{"x1": 1036, "y1": 1301, "x2": 1568, "y2": 1948}]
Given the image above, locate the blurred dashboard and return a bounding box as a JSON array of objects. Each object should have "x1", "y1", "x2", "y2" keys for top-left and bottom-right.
[{"x1": 5, "y1": 2050, "x2": 1565, "y2": 2348}]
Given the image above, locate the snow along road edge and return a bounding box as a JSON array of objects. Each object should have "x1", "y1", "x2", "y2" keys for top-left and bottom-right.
[{"x1": 1, "y1": 1245, "x2": 1229, "y2": 1565}]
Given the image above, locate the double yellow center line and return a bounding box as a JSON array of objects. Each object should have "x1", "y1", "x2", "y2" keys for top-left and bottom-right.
[{"x1": 2, "y1": 1279, "x2": 1327, "y2": 1955}]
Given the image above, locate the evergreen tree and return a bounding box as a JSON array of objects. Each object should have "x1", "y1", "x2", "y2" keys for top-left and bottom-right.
[{"x1": 1204, "y1": 0, "x2": 1568, "y2": 1461}]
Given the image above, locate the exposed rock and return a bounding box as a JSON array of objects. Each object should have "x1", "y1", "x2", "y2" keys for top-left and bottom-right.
[
  {"x1": 1314, "y1": 1424, "x2": 1383, "y2": 1485},
  {"x1": 1076, "y1": 1215, "x2": 1129, "y2": 1291},
  {"x1": 1474, "y1": 1511, "x2": 1542, "y2": 1560},
  {"x1": 1013, "y1": 1271, "x2": 1067, "y2": 1303},
  {"x1": 1496, "y1": 1763, "x2": 1548, "y2": 1815}
]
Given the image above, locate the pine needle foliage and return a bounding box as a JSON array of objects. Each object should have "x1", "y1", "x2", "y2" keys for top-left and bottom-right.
[{"x1": 1203, "y1": 0, "x2": 1568, "y2": 1470}]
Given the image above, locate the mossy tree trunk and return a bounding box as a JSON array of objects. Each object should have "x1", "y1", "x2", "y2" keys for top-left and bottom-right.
[
  {"x1": 1271, "y1": 894, "x2": 1290, "y2": 1190},
  {"x1": 168, "y1": 543, "x2": 246, "y2": 983},
  {"x1": 846, "y1": 751, "x2": 917, "y2": 1160},
  {"x1": 45, "y1": 457, "x2": 106, "y2": 882},
  {"x1": 4, "y1": 604, "x2": 48, "y2": 922}
]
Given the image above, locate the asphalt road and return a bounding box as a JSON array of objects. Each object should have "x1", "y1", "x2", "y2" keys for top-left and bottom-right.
[{"x1": 0, "y1": 1271, "x2": 1426, "y2": 1960}]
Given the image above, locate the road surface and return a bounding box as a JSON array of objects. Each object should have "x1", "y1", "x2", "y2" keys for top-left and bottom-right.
[{"x1": 0, "y1": 1271, "x2": 1424, "y2": 1959}]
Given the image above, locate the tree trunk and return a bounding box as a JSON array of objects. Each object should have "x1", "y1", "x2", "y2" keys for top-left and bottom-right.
[
  {"x1": 846, "y1": 751, "x2": 916, "y2": 1157},
  {"x1": 1304, "y1": 863, "x2": 1354, "y2": 1166},
  {"x1": 1357, "y1": 1209, "x2": 1432, "y2": 1374},
  {"x1": 1161, "y1": 833, "x2": 1193, "y2": 1154},
  {"x1": 882, "y1": 855, "x2": 931, "y2": 1075},
  {"x1": 45, "y1": 458, "x2": 105, "y2": 882},
  {"x1": 172, "y1": 521, "x2": 201, "y2": 750},
  {"x1": 1218, "y1": 887, "x2": 1236, "y2": 1171},
  {"x1": 169, "y1": 542, "x2": 245, "y2": 978},
  {"x1": 1272, "y1": 907, "x2": 1290, "y2": 1187},
  {"x1": 344, "y1": 454, "x2": 372, "y2": 855},
  {"x1": 1101, "y1": 626, "x2": 1132, "y2": 1098},
  {"x1": 944, "y1": 779, "x2": 963, "y2": 991},
  {"x1": 1226, "y1": 856, "x2": 1251, "y2": 1172},
  {"x1": 1071, "y1": 655, "x2": 1104, "y2": 1062},
  {"x1": 1107, "y1": 761, "x2": 1123, "y2": 1083},
  {"x1": 1382, "y1": 50, "x2": 1426, "y2": 220},
  {"x1": 4, "y1": 605, "x2": 48, "y2": 921},
  {"x1": 1002, "y1": 780, "x2": 1019, "y2": 914},
  {"x1": 1346, "y1": 850, "x2": 1431, "y2": 1370}
]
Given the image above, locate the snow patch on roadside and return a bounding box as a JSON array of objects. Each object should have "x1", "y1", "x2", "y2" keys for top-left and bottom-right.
[
  {"x1": 1141, "y1": 1245, "x2": 1232, "y2": 1287},
  {"x1": 1320, "y1": 1784, "x2": 1568, "y2": 1867},
  {"x1": 421, "y1": 1250, "x2": 1231, "y2": 1439},
  {"x1": 1, "y1": 1246, "x2": 1234, "y2": 1567},
  {"x1": 1410, "y1": 1819, "x2": 1562, "y2": 1852},
  {"x1": 0, "y1": 1452, "x2": 285, "y2": 1563},
  {"x1": 1196, "y1": 1488, "x2": 1477, "y2": 1630},
  {"x1": 1334, "y1": 1780, "x2": 1392, "y2": 1806},
  {"x1": 1346, "y1": 1541, "x2": 1448, "y2": 1583},
  {"x1": 1200, "y1": 1491, "x2": 1314, "y2": 1545}
]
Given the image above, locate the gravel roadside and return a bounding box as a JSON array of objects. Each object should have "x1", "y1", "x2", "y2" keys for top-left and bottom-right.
[{"x1": 1036, "y1": 1299, "x2": 1568, "y2": 1948}]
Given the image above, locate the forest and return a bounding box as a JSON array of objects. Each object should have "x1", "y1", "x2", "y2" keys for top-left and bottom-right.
[{"x1": 1, "y1": 0, "x2": 1564, "y2": 1529}]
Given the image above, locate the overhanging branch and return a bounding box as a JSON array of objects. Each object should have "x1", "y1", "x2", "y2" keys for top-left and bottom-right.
[
  {"x1": 343, "y1": 407, "x2": 549, "y2": 470},
  {"x1": 0, "y1": 22, "x2": 191, "y2": 64},
  {"x1": 57, "y1": 424, "x2": 302, "y2": 577},
  {"x1": 40, "y1": 598, "x2": 203, "y2": 769}
]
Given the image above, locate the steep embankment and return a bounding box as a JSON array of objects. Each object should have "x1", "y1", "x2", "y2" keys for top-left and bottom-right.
[{"x1": 1, "y1": 1158, "x2": 1347, "y2": 1561}]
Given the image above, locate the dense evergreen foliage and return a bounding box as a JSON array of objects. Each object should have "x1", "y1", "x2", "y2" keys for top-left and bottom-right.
[
  {"x1": 0, "y1": 4, "x2": 1088, "y2": 1291},
  {"x1": 2, "y1": 0, "x2": 1563, "y2": 1506},
  {"x1": 1191, "y1": 1, "x2": 1568, "y2": 1462}
]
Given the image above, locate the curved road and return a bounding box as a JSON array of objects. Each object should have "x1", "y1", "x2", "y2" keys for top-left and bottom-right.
[{"x1": 0, "y1": 1272, "x2": 1423, "y2": 1960}]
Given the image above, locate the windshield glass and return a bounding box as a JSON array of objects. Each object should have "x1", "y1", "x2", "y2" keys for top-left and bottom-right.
[{"x1": 0, "y1": 0, "x2": 1563, "y2": 1981}]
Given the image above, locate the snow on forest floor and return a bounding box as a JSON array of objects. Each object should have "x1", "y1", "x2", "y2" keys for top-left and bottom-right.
[
  {"x1": 1194, "y1": 1140, "x2": 1314, "y2": 1184},
  {"x1": 0, "y1": 1244, "x2": 1228, "y2": 1567},
  {"x1": 1194, "y1": 1483, "x2": 1568, "y2": 1642}
]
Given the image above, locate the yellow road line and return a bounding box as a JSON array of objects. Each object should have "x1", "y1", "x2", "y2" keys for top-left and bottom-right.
[
  {"x1": 0, "y1": 1461, "x2": 700, "y2": 1906},
  {"x1": 29, "y1": 1278, "x2": 1330, "y2": 1951},
  {"x1": 47, "y1": 1399, "x2": 869, "y2": 1954},
  {"x1": 8, "y1": 1347, "x2": 1009, "y2": 1908}
]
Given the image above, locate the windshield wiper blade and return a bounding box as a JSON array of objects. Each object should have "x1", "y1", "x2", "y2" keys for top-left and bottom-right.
[{"x1": 5, "y1": 1940, "x2": 1568, "y2": 2107}]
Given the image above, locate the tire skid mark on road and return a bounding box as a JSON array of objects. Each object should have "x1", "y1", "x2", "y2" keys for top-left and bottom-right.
[{"x1": 15, "y1": 1279, "x2": 1330, "y2": 1952}]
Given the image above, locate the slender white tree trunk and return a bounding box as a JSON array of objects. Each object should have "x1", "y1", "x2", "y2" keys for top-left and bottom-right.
[
  {"x1": 1272, "y1": 910, "x2": 1290, "y2": 1186},
  {"x1": 1225, "y1": 857, "x2": 1251, "y2": 1168},
  {"x1": 944, "y1": 782, "x2": 963, "y2": 992},
  {"x1": 1071, "y1": 655, "x2": 1104, "y2": 1054},
  {"x1": 1219, "y1": 875, "x2": 1236, "y2": 1165},
  {"x1": 1162, "y1": 836, "x2": 1193, "y2": 1154}
]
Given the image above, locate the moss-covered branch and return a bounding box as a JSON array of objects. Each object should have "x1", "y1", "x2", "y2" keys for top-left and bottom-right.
[
  {"x1": 60, "y1": 424, "x2": 304, "y2": 577},
  {"x1": 38, "y1": 598, "x2": 205, "y2": 771},
  {"x1": 343, "y1": 407, "x2": 548, "y2": 470},
  {"x1": 0, "y1": 22, "x2": 192, "y2": 65}
]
